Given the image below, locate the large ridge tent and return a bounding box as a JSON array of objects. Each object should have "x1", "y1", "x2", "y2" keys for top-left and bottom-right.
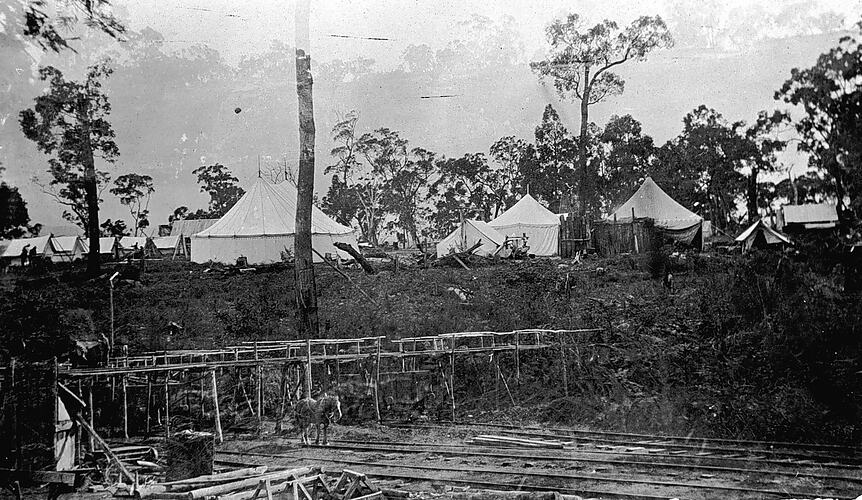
[
  {"x1": 436, "y1": 219, "x2": 504, "y2": 258},
  {"x1": 191, "y1": 178, "x2": 357, "y2": 264},
  {"x1": 489, "y1": 194, "x2": 560, "y2": 256},
  {"x1": 607, "y1": 177, "x2": 703, "y2": 245}
]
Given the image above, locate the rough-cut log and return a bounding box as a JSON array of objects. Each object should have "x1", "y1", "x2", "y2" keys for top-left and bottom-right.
[{"x1": 333, "y1": 242, "x2": 376, "y2": 274}]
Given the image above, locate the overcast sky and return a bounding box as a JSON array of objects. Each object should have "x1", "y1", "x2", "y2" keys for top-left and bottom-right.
[
  {"x1": 124, "y1": 0, "x2": 861, "y2": 67},
  {"x1": 5, "y1": 0, "x2": 862, "y2": 231}
]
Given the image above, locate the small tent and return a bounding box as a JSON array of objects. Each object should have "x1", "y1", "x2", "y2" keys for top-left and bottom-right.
[
  {"x1": 47, "y1": 236, "x2": 86, "y2": 262},
  {"x1": 80, "y1": 237, "x2": 120, "y2": 260},
  {"x1": 607, "y1": 177, "x2": 703, "y2": 245},
  {"x1": 116, "y1": 236, "x2": 156, "y2": 258},
  {"x1": 0, "y1": 236, "x2": 53, "y2": 266},
  {"x1": 151, "y1": 235, "x2": 186, "y2": 258},
  {"x1": 489, "y1": 194, "x2": 560, "y2": 256},
  {"x1": 436, "y1": 220, "x2": 504, "y2": 258},
  {"x1": 735, "y1": 219, "x2": 791, "y2": 252},
  {"x1": 191, "y1": 178, "x2": 357, "y2": 264}
]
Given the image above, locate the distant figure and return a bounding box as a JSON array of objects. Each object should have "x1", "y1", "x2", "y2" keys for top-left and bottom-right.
[
  {"x1": 28, "y1": 246, "x2": 37, "y2": 264},
  {"x1": 663, "y1": 272, "x2": 674, "y2": 293},
  {"x1": 19, "y1": 245, "x2": 29, "y2": 267}
]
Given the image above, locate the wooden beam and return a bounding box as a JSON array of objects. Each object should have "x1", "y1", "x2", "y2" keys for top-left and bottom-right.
[
  {"x1": 75, "y1": 412, "x2": 135, "y2": 483},
  {"x1": 210, "y1": 370, "x2": 223, "y2": 443},
  {"x1": 374, "y1": 338, "x2": 381, "y2": 422}
]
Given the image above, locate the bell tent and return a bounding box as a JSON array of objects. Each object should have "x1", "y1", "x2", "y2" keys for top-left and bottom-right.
[
  {"x1": 191, "y1": 178, "x2": 357, "y2": 264},
  {"x1": 607, "y1": 177, "x2": 703, "y2": 245},
  {"x1": 489, "y1": 194, "x2": 560, "y2": 256},
  {"x1": 436, "y1": 219, "x2": 504, "y2": 258}
]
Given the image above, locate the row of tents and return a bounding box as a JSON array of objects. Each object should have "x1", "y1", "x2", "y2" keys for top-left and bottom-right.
[
  {"x1": 0, "y1": 235, "x2": 185, "y2": 266},
  {"x1": 436, "y1": 176, "x2": 841, "y2": 257},
  {"x1": 436, "y1": 177, "x2": 706, "y2": 258},
  {"x1": 3, "y1": 176, "x2": 835, "y2": 267}
]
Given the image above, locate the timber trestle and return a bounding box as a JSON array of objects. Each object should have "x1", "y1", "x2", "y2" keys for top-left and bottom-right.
[{"x1": 7, "y1": 329, "x2": 601, "y2": 445}]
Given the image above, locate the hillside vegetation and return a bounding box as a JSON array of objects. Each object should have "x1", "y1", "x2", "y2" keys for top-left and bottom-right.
[{"x1": 0, "y1": 250, "x2": 859, "y2": 444}]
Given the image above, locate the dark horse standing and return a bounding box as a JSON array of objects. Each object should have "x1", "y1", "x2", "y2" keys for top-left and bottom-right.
[{"x1": 293, "y1": 394, "x2": 342, "y2": 445}]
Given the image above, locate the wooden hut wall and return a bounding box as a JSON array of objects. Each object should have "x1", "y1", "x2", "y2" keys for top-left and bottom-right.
[{"x1": 592, "y1": 219, "x2": 656, "y2": 257}]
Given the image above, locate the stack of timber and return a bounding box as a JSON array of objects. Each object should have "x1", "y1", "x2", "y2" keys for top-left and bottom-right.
[
  {"x1": 102, "y1": 444, "x2": 161, "y2": 475},
  {"x1": 467, "y1": 434, "x2": 567, "y2": 450},
  {"x1": 135, "y1": 466, "x2": 325, "y2": 499}
]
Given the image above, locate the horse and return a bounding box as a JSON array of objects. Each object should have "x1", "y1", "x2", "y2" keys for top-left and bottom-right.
[{"x1": 293, "y1": 394, "x2": 342, "y2": 445}]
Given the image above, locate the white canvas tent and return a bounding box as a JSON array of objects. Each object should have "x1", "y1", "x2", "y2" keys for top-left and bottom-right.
[
  {"x1": 0, "y1": 236, "x2": 52, "y2": 266},
  {"x1": 151, "y1": 235, "x2": 186, "y2": 258},
  {"x1": 489, "y1": 194, "x2": 560, "y2": 256},
  {"x1": 115, "y1": 236, "x2": 159, "y2": 259},
  {"x1": 47, "y1": 236, "x2": 86, "y2": 262},
  {"x1": 81, "y1": 237, "x2": 120, "y2": 259},
  {"x1": 191, "y1": 178, "x2": 357, "y2": 264},
  {"x1": 607, "y1": 177, "x2": 703, "y2": 245},
  {"x1": 735, "y1": 219, "x2": 791, "y2": 251},
  {"x1": 436, "y1": 219, "x2": 504, "y2": 258}
]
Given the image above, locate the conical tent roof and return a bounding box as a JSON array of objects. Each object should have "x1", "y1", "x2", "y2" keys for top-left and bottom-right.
[
  {"x1": 195, "y1": 178, "x2": 353, "y2": 238},
  {"x1": 490, "y1": 194, "x2": 559, "y2": 228},
  {"x1": 608, "y1": 177, "x2": 702, "y2": 231}
]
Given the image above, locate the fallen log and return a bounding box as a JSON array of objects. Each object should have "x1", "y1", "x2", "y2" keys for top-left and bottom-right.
[
  {"x1": 436, "y1": 241, "x2": 483, "y2": 269},
  {"x1": 161, "y1": 466, "x2": 268, "y2": 489},
  {"x1": 453, "y1": 490, "x2": 584, "y2": 500},
  {"x1": 312, "y1": 248, "x2": 379, "y2": 307},
  {"x1": 333, "y1": 242, "x2": 376, "y2": 274}
]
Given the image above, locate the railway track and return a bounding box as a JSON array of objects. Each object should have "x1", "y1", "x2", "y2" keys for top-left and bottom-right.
[
  {"x1": 214, "y1": 449, "x2": 853, "y2": 500},
  {"x1": 386, "y1": 421, "x2": 862, "y2": 465},
  {"x1": 319, "y1": 439, "x2": 862, "y2": 483}
]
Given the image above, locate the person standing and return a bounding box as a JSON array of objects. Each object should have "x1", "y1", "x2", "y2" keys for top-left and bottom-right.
[{"x1": 19, "y1": 244, "x2": 29, "y2": 267}]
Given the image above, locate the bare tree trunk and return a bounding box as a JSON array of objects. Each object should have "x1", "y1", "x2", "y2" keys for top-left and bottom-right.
[
  {"x1": 79, "y1": 100, "x2": 100, "y2": 276},
  {"x1": 294, "y1": 0, "x2": 318, "y2": 399},
  {"x1": 747, "y1": 167, "x2": 759, "y2": 224},
  {"x1": 578, "y1": 66, "x2": 592, "y2": 217}
]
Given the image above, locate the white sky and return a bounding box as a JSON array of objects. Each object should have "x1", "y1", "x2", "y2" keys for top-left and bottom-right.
[{"x1": 123, "y1": 0, "x2": 861, "y2": 67}]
